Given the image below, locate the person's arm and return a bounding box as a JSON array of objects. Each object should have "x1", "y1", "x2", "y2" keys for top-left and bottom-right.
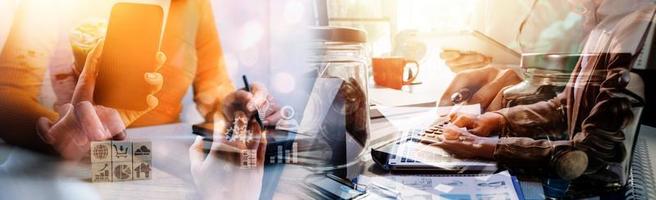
[
  {"x1": 439, "y1": 64, "x2": 522, "y2": 112},
  {"x1": 193, "y1": 0, "x2": 235, "y2": 123},
  {"x1": 493, "y1": 93, "x2": 568, "y2": 138},
  {"x1": 494, "y1": 92, "x2": 630, "y2": 166},
  {"x1": 494, "y1": 57, "x2": 635, "y2": 167},
  {"x1": 0, "y1": 0, "x2": 60, "y2": 153},
  {"x1": 0, "y1": 89, "x2": 58, "y2": 153}
]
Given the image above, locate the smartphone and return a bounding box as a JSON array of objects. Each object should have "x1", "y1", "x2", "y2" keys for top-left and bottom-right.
[
  {"x1": 95, "y1": 3, "x2": 164, "y2": 110},
  {"x1": 305, "y1": 174, "x2": 366, "y2": 200}
]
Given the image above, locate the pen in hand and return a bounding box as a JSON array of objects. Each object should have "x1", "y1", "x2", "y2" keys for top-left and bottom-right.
[
  {"x1": 442, "y1": 88, "x2": 471, "y2": 117},
  {"x1": 242, "y1": 75, "x2": 264, "y2": 129}
]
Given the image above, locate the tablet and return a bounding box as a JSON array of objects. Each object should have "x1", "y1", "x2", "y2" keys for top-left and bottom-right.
[
  {"x1": 437, "y1": 30, "x2": 520, "y2": 65},
  {"x1": 396, "y1": 30, "x2": 521, "y2": 65}
]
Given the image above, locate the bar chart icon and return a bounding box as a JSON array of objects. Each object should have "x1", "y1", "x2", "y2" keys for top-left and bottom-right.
[{"x1": 269, "y1": 142, "x2": 298, "y2": 164}]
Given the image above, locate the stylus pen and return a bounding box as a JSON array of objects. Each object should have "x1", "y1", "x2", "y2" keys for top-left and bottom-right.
[
  {"x1": 438, "y1": 88, "x2": 472, "y2": 117},
  {"x1": 242, "y1": 75, "x2": 264, "y2": 129},
  {"x1": 446, "y1": 88, "x2": 472, "y2": 116}
]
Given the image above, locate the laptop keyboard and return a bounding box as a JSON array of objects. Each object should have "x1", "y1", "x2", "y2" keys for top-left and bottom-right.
[
  {"x1": 384, "y1": 118, "x2": 498, "y2": 171},
  {"x1": 390, "y1": 119, "x2": 450, "y2": 164},
  {"x1": 396, "y1": 119, "x2": 448, "y2": 145}
]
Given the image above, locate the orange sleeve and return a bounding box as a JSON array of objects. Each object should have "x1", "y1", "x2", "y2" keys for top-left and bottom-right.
[
  {"x1": 193, "y1": 0, "x2": 235, "y2": 122},
  {"x1": 0, "y1": 1, "x2": 59, "y2": 152}
]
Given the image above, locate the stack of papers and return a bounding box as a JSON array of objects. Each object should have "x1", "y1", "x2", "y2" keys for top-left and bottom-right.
[{"x1": 358, "y1": 171, "x2": 524, "y2": 200}]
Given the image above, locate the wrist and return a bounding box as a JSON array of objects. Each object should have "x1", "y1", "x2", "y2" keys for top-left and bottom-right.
[
  {"x1": 480, "y1": 112, "x2": 507, "y2": 134},
  {"x1": 477, "y1": 138, "x2": 498, "y2": 160}
]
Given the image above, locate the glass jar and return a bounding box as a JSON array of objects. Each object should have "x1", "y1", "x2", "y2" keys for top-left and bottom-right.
[
  {"x1": 306, "y1": 27, "x2": 370, "y2": 179},
  {"x1": 502, "y1": 53, "x2": 579, "y2": 108}
]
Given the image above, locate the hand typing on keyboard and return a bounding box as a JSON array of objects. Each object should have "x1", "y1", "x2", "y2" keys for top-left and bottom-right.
[
  {"x1": 448, "y1": 112, "x2": 506, "y2": 137},
  {"x1": 420, "y1": 123, "x2": 498, "y2": 159}
]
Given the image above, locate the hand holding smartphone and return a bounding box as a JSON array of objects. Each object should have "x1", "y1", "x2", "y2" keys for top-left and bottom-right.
[{"x1": 95, "y1": 3, "x2": 165, "y2": 110}]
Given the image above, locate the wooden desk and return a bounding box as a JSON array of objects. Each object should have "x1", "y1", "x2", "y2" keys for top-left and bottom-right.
[
  {"x1": 92, "y1": 123, "x2": 198, "y2": 199},
  {"x1": 0, "y1": 123, "x2": 314, "y2": 200},
  {"x1": 2, "y1": 117, "x2": 653, "y2": 199}
]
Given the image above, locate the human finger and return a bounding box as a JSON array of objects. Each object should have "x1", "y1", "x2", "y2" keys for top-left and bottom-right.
[
  {"x1": 443, "y1": 124, "x2": 467, "y2": 140},
  {"x1": 112, "y1": 131, "x2": 127, "y2": 140},
  {"x1": 74, "y1": 101, "x2": 105, "y2": 141},
  {"x1": 469, "y1": 69, "x2": 521, "y2": 110},
  {"x1": 438, "y1": 66, "x2": 498, "y2": 106},
  {"x1": 189, "y1": 136, "x2": 207, "y2": 170},
  {"x1": 420, "y1": 134, "x2": 443, "y2": 145},
  {"x1": 440, "y1": 49, "x2": 461, "y2": 61},
  {"x1": 72, "y1": 39, "x2": 104, "y2": 103},
  {"x1": 226, "y1": 90, "x2": 254, "y2": 116},
  {"x1": 57, "y1": 138, "x2": 88, "y2": 161},
  {"x1": 248, "y1": 82, "x2": 268, "y2": 112},
  {"x1": 446, "y1": 53, "x2": 489, "y2": 72},
  {"x1": 263, "y1": 109, "x2": 282, "y2": 126},
  {"x1": 449, "y1": 113, "x2": 477, "y2": 129},
  {"x1": 209, "y1": 126, "x2": 241, "y2": 161},
  {"x1": 486, "y1": 85, "x2": 512, "y2": 112},
  {"x1": 36, "y1": 117, "x2": 54, "y2": 144},
  {"x1": 94, "y1": 105, "x2": 127, "y2": 139},
  {"x1": 55, "y1": 103, "x2": 73, "y2": 117},
  {"x1": 262, "y1": 95, "x2": 280, "y2": 126}
]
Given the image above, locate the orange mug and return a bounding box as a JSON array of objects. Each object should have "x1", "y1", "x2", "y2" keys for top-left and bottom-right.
[{"x1": 372, "y1": 57, "x2": 420, "y2": 90}]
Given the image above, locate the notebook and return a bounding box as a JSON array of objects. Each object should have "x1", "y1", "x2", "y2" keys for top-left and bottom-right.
[{"x1": 625, "y1": 125, "x2": 656, "y2": 199}]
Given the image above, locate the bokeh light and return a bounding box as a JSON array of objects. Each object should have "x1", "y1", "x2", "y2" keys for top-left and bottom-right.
[
  {"x1": 283, "y1": 0, "x2": 305, "y2": 25},
  {"x1": 272, "y1": 72, "x2": 296, "y2": 94},
  {"x1": 238, "y1": 20, "x2": 264, "y2": 50}
]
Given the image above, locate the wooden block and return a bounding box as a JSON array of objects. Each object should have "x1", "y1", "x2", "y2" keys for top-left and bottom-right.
[
  {"x1": 111, "y1": 141, "x2": 132, "y2": 162},
  {"x1": 91, "y1": 162, "x2": 112, "y2": 182},
  {"x1": 132, "y1": 160, "x2": 152, "y2": 180},
  {"x1": 240, "y1": 149, "x2": 257, "y2": 169},
  {"x1": 90, "y1": 141, "x2": 111, "y2": 163},
  {"x1": 111, "y1": 161, "x2": 133, "y2": 181},
  {"x1": 132, "y1": 141, "x2": 152, "y2": 161}
]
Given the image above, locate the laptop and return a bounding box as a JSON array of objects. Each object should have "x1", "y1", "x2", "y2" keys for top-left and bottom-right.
[{"x1": 371, "y1": 115, "x2": 498, "y2": 173}]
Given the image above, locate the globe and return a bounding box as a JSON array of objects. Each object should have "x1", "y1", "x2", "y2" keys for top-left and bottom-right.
[{"x1": 93, "y1": 145, "x2": 109, "y2": 160}]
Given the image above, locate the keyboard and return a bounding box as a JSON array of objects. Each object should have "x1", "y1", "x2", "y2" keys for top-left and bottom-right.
[
  {"x1": 395, "y1": 118, "x2": 449, "y2": 145},
  {"x1": 373, "y1": 117, "x2": 498, "y2": 172},
  {"x1": 389, "y1": 118, "x2": 452, "y2": 165}
]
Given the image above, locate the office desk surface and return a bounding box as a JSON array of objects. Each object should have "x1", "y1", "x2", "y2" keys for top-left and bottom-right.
[
  {"x1": 0, "y1": 123, "x2": 314, "y2": 200},
  {"x1": 1, "y1": 119, "x2": 654, "y2": 199},
  {"x1": 0, "y1": 117, "x2": 400, "y2": 200}
]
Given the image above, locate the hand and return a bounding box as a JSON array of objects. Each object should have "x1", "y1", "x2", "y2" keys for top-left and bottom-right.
[
  {"x1": 56, "y1": 39, "x2": 166, "y2": 126},
  {"x1": 448, "y1": 112, "x2": 506, "y2": 137},
  {"x1": 438, "y1": 65, "x2": 522, "y2": 112},
  {"x1": 36, "y1": 40, "x2": 127, "y2": 160},
  {"x1": 222, "y1": 83, "x2": 281, "y2": 127},
  {"x1": 422, "y1": 124, "x2": 497, "y2": 159},
  {"x1": 114, "y1": 51, "x2": 165, "y2": 125},
  {"x1": 189, "y1": 119, "x2": 266, "y2": 200},
  {"x1": 440, "y1": 49, "x2": 492, "y2": 73}
]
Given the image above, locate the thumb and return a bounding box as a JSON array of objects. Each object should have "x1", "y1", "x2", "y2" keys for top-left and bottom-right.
[
  {"x1": 72, "y1": 39, "x2": 104, "y2": 103},
  {"x1": 443, "y1": 124, "x2": 466, "y2": 140},
  {"x1": 115, "y1": 95, "x2": 159, "y2": 126},
  {"x1": 440, "y1": 49, "x2": 461, "y2": 61},
  {"x1": 189, "y1": 136, "x2": 206, "y2": 169},
  {"x1": 450, "y1": 112, "x2": 477, "y2": 129},
  {"x1": 36, "y1": 117, "x2": 55, "y2": 144}
]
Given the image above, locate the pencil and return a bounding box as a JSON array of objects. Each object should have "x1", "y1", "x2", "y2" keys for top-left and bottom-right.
[{"x1": 242, "y1": 75, "x2": 264, "y2": 129}]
